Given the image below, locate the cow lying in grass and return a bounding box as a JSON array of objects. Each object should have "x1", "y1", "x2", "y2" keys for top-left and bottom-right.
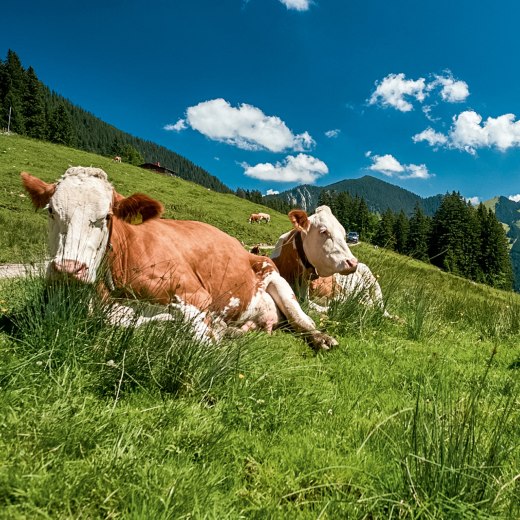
[
  {"x1": 267, "y1": 206, "x2": 392, "y2": 317},
  {"x1": 21, "y1": 167, "x2": 338, "y2": 350}
]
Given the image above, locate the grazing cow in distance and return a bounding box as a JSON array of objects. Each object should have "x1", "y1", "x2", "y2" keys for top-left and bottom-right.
[
  {"x1": 258, "y1": 212, "x2": 271, "y2": 223},
  {"x1": 248, "y1": 213, "x2": 261, "y2": 223},
  {"x1": 113, "y1": 156, "x2": 122, "y2": 163},
  {"x1": 21, "y1": 167, "x2": 337, "y2": 350},
  {"x1": 270, "y1": 206, "x2": 392, "y2": 316}
]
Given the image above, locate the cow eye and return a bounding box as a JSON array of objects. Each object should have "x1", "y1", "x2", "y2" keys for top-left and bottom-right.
[
  {"x1": 46, "y1": 204, "x2": 54, "y2": 217},
  {"x1": 90, "y1": 216, "x2": 108, "y2": 228},
  {"x1": 319, "y1": 227, "x2": 330, "y2": 237}
]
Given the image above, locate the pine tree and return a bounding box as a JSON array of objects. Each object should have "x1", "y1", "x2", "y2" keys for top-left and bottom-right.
[
  {"x1": 476, "y1": 204, "x2": 513, "y2": 289},
  {"x1": 406, "y1": 203, "x2": 431, "y2": 261},
  {"x1": 373, "y1": 208, "x2": 396, "y2": 249},
  {"x1": 393, "y1": 210, "x2": 409, "y2": 254},
  {"x1": 23, "y1": 67, "x2": 46, "y2": 139},
  {"x1": 429, "y1": 192, "x2": 480, "y2": 280},
  {"x1": 48, "y1": 103, "x2": 75, "y2": 145},
  {"x1": 335, "y1": 191, "x2": 353, "y2": 230}
]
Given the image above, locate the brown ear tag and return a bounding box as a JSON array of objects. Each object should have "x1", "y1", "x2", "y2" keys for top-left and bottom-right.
[{"x1": 130, "y1": 212, "x2": 143, "y2": 225}]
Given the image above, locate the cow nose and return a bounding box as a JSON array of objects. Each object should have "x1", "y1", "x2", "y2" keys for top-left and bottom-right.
[
  {"x1": 342, "y1": 256, "x2": 358, "y2": 274},
  {"x1": 52, "y1": 259, "x2": 88, "y2": 279}
]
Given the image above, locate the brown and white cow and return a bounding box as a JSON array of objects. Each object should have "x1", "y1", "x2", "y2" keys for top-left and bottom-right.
[
  {"x1": 270, "y1": 206, "x2": 391, "y2": 316},
  {"x1": 21, "y1": 167, "x2": 337, "y2": 350},
  {"x1": 257, "y1": 212, "x2": 271, "y2": 223}
]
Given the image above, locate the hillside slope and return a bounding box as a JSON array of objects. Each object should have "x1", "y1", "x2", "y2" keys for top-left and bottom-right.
[{"x1": 0, "y1": 134, "x2": 290, "y2": 263}]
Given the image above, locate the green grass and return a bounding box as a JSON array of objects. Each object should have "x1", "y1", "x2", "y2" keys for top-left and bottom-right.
[{"x1": 0, "y1": 135, "x2": 519, "y2": 518}]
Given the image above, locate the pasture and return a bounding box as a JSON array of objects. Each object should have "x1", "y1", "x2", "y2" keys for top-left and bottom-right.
[{"x1": 0, "y1": 135, "x2": 518, "y2": 518}]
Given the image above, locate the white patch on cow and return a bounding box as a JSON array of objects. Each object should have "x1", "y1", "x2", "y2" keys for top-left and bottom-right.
[
  {"x1": 314, "y1": 263, "x2": 392, "y2": 318},
  {"x1": 236, "y1": 283, "x2": 280, "y2": 333},
  {"x1": 47, "y1": 167, "x2": 113, "y2": 282},
  {"x1": 264, "y1": 271, "x2": 316, "y2": 332},
  {"x1": 105, "y1": 296, "x2": 221, "y2": 343},
  {"x1": 220, "y1": 296, "x2": 242, "y2": 319}
]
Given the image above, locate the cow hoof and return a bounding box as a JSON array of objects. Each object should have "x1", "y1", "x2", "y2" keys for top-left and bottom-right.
[{"x1": 308, "y1": 331, "x2": 338, "y2": 351}]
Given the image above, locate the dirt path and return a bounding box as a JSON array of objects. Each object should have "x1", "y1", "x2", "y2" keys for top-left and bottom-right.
[{"x1": 0, "y1": 262, "x2": 48, "y2": 279}]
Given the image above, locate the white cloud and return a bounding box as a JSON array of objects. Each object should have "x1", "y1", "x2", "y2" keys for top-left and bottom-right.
[
  {"x1": 367, "y1": 153, "x2": 433, "y2": 180},
  {"x1": 451, "y1": 111, "x2": 520, "y2": 153},
  {"x1": 279, "y1": 0, "x2": 311, "y2": 11},
  {"x1": 419, "y1": 110, "x2": 520, "y2": 154},
  {"x1": 466, "y1": 196, "x2": 480, "y2": 206},
  {"x1": 265, "y1": 189, "x2": 280, "y2": 196},
  {"x1": 433, "y1": 74, "x2": 469, "y2": 103},
  {"x1": 508, "y1": 194, "x2": 520, "y2": 203},
  {"x1": 169, "y1": 98, "x2": 314, "y2": 153},
  {"x1": 325, "y1": 129, "x2": 340, "y2": 138},
  {"x1": 369, "y1": 71, "x2": 469, "y2": 112},
  {"x1": 164, "y1": 119, "x2": 187, "y2": 132},
  {"x1": 242, "y1": 154, "x2": 328, "y2": 183},
  {"x1": 412, "y1": 127, "x2": 448, "y2": 147},
  {"x1": 369, "y1": 73, "x2": 426, "y2": 112}
]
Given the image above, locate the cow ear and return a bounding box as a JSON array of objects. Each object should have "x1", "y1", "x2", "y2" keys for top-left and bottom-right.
[
  {"x1": 113, "y1": 192, "x2": 164, "y2": 224},
  {"x1": 288, "y1": 209, "x2": 310, "y2": 232},
  {"x1": 21, "y1": 172, "x2": 56, "y2": 209}
]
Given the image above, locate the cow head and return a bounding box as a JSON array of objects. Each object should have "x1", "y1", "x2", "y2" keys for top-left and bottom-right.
[
  {"x1": 289, "y1": 205, "x2": 358, "y2": 277},
  {"x1": 21, "y1": 167, "x2": 163, "y2": 283}
]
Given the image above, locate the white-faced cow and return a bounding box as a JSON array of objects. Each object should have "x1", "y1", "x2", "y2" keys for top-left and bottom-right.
[
  {"x1": 21, "y1": 167, "x2": 337, "y2": 350},
  {"x1": 270, "y1": 206, "x2": 392, "y2": 316}
]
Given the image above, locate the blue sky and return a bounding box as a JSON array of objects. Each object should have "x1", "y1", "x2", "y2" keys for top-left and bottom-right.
[{"x1": 3, "y1": 0, "x2": 520, "y2": 203}]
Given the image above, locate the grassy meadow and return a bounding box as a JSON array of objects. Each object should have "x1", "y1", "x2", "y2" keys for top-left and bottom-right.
[{"x1": 0, "y1": 134, "x2": 519, "y2": 518}]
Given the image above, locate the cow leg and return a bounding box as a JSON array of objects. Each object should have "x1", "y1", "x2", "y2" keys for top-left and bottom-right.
[{"x1": 265, "y1": 272, "x2": 338, "y2": 350}]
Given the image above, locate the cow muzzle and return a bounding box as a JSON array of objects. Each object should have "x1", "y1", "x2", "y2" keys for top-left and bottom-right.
[
  {"x1": 51, "y1": 259, "x2": 90, "y2": 281},
  {"x1": 340, "y1": 257, "x2": 358, "y2": 275}
]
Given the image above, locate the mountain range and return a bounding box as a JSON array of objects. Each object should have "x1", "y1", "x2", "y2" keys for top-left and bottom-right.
[{"x1": 265, "y1": 175, "x2": 444, "y2": 216}]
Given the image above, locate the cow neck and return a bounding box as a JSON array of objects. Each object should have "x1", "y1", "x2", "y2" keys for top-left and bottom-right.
[{"x1": 294, "y1": 231, "x2": 318, "y2": 280}]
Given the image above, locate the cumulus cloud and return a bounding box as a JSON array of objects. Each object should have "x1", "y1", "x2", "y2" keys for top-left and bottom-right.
[
  {"x1": 367, "y1": 153, "x2": 433, "y2": 180},
  {"x1": 416, "y1": 110, "x2": 520, "y2": 154},
  {"x1": 509, "y1": 194, "x2": 520, "y2": 202},
  {"x1": 369, "y1": 73, "x2": 426, "y2": 112},
  {"x1": 166, "y1": 98, "x2": 314, "y2": 153},
  {"x1": 164, "y1": 119, "x2": 187, "y2": 132},
  {"x1": 242, "y1": 154, "x2": 328, "y2": 183},
  {"x1": 325, "y1": 129, "x2": 341, "y2": 138},
  {"x1": 412, "y1": 127, "x2": 448, "y2": 147},
  {"x1": 466, "y1": 196, "x2": 480, "y2": 206},
  {"x1": 432, "y1": 74, "x2": 469, "y2": 103},
  {"x1": 369, "y1": 71, "x2": 469, "y2": 112},
  {"x1": 279, "y1": 0, "x2": 311, "y2": 11},
  {"x1": 450, "y1": 111, "x2": 520, "y2": 153},
  {"x1": 265, "y1": 189, "x2": 280, "y2": 196}
]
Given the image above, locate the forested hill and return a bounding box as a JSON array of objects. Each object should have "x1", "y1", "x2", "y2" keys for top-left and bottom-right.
[
  {"x1": 0, "y1": 50, "x2": 231, "y2": 193},
  {"x1": 486, "y1": 196, "x2": 520, "y2": 291},
  {"x1": 267, "y1": 175, "x2": 443, "y2": 216}
]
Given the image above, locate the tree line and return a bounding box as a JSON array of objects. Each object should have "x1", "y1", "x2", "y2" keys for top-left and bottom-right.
[
  {"x1": 317, "y1": 189, "x2": 513, "y2": 291},
  {"x1": 0, "y1": 50, "x2": 231, "y2": 193}
]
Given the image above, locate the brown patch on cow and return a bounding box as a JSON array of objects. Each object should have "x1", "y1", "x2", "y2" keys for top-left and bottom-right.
[
  {"x1": 21, "y1": 172, "x2": 56, "y2": 209},
  {"x1": 113, "y1": 192, "x2": 164, "y2": 223},
  {"x1": 288, "y1": 209, "x2": 309, "y2": 232},
  {"x1": 309, "y1": 276, "x2": 336, "y2": 301},
  {"x1": 271, "y1": 229, "x2": 307, "y2": 286}
]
